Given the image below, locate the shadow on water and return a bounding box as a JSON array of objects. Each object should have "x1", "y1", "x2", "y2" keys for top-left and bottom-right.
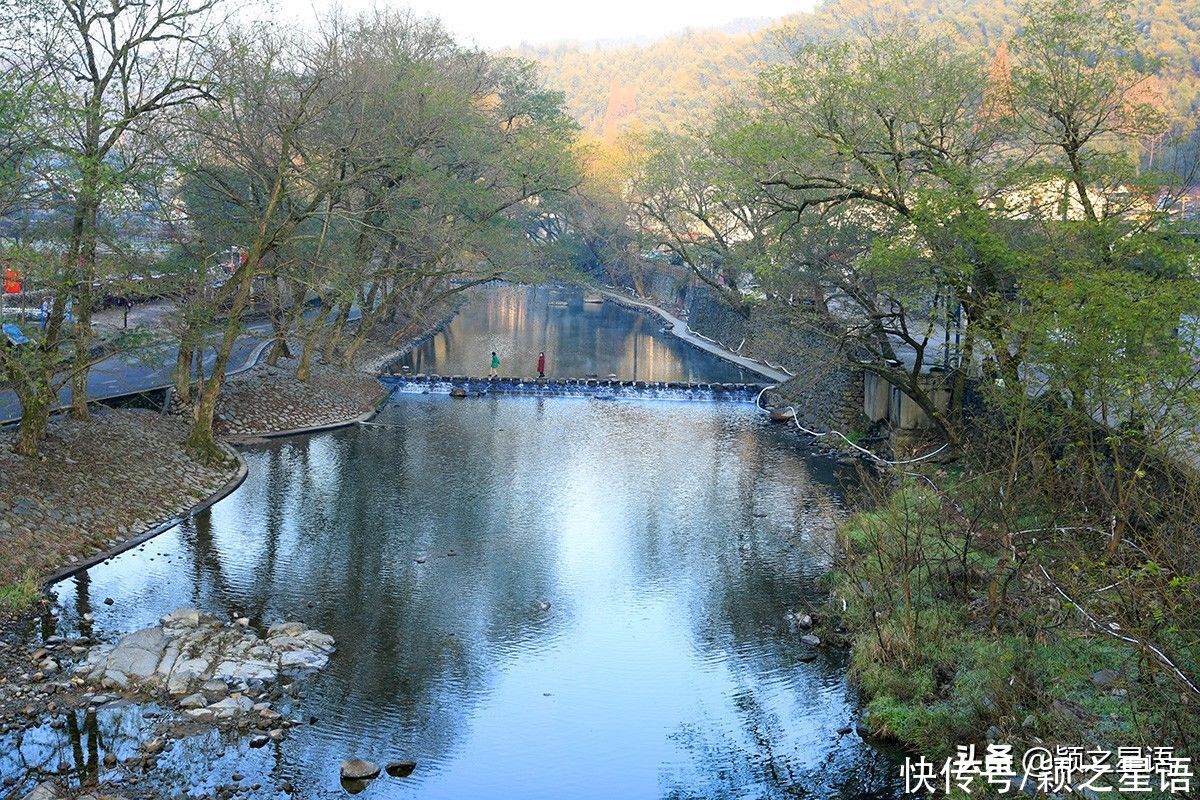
[{"x1": 14, "y1": 285, "x2": 902, "y2": 799}]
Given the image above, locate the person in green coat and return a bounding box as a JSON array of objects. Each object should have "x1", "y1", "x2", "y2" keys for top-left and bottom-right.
[{"x1": 489, "y1": 351, "x2": 500, "y2": 378}]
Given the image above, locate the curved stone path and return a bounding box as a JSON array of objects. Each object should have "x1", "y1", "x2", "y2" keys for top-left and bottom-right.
[{"x1": 597, "y1": 290, "x2": 793, "y2": 383}]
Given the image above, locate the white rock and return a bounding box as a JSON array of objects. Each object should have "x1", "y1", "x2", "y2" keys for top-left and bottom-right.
[
  {"x1": 207, "y1": 695, "x2": 253, "y2": 719},
  {"x1": 179, "y1": 693, "x2": 208, "y2": 709},
  {"x1": 160, "y1": 608, "x2": 205, "y2": 628}
]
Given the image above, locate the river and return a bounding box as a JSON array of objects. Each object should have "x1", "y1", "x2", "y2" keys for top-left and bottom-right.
[{"x1": 10, "y1": 285, "x2": 902, "y2": 799}]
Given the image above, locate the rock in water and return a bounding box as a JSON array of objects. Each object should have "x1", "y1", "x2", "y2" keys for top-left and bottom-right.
[
  {"x1": 800, "y1": 634, "x2": 821, "y2": 646},
  {"x1": 79, "y1": 608, "x2": 336, "y2": 703},
  {"x1": 160, "y1": 608, "x2": 204, "y2": 628},
  {"x1": 449, "y1": 387, "x2": 467, "y2": 398},
  {"x1": 386, "y1": 761, "x2": 416, "y2": 778},
  {"x1": 20, "y1": 781, "x2": 63, "y2": 800},
  {"x1": 341, "y1": 779, "x2": 370, "y2": 795},
  {"x1": 340, "y1": 759, "x2": 381, "y2": 780}
]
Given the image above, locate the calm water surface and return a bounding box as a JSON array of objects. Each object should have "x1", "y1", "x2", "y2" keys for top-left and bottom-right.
[
  {"x1": 14, "y1": 286, "x2": 901, "y2": 799},
  {"x1": 398, "y1": 285, "x2": 750, "y2": 383}
]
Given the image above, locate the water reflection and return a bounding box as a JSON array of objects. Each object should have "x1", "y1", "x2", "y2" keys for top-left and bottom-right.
[
  {"x1": 34, "y1": 394, "x2": 900, "y2": 799},
  {"x1": 0, "y1": 702, "x2": 158, "y2": 792},
  {"x1": 398, "y1": 285, "x2": 750, "y2": 383}
]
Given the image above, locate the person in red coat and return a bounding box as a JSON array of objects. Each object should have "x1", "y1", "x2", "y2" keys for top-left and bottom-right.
[{"x1": 537, "y1": 351, "x2": 546, "y2": 378}]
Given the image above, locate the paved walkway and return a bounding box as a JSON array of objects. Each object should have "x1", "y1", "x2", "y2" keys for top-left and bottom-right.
[
  {"x1": 598, "y1": 290, "x2": 793, "y2": 384},
  {"x1": 0, "y1": 324, "x2": 273, "y2": 424},
  {"x1": 0, "y1": 306, "x2": 359, "y2": 425}
]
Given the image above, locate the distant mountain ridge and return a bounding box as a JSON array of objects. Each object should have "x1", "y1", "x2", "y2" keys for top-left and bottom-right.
[{"x1": 515, "y1": 0, "x2": 1200, "y2": 136}]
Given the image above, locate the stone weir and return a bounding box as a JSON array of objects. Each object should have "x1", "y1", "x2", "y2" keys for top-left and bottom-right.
[{"x1": 380, "y1": 374, "x2": 768, "y2": 404}]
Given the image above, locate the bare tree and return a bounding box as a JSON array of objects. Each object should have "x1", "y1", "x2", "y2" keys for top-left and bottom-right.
[{"x1": 0, "y1": 0, "x2": 221, "y2": 454}]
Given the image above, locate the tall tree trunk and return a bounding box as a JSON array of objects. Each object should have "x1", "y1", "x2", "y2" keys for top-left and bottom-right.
[
  {"x1": 69, "y1": 161, "x2": 100, "y2": 420},
  {"x1": 186, "y1": 257, "x2": 257, "y2": 462},
  {"x1": 6, "y1": 290, "x2": 69, "y2": 456},
  {"x1": 297, "y1": 302, "x2": 332, "y2": 383},
  {"x1": 264, "y1": 274, "x2": 293, "y2": 366},
  {"x1": 322, "y1": 301, "x2": 350, "y2": 363},
  {"x1": 265, "y1": 336, "x2": 291, "y2": 366},
  {"x1": 341, "y1": 336, "x2": 367, "y2": 367},
  {"x1": 12, "y1": 379, "x2": 50, "y2": 458},
  {"x1": 174, "y1": 342, "x2": 193, "y2": 405}
]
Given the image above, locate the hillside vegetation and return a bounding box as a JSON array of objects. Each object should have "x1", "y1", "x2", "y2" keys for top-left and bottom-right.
[{"x1": 517, "y1": 0, "x2": 1200, "y2": 136}]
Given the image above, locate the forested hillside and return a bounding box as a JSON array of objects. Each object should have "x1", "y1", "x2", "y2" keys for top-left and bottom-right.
[{"x1": 517, "y1": 0, "x2": 1200, "y2": 137}]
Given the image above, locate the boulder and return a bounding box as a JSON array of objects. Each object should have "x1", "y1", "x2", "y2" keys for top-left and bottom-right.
[
  {"x1": 340, "y1": 759, "x2": 381, "y2": 780},
  {"x1": 160, "y1": 608, "x2": 209, "y2": 628},
  {"x1": 21, "y1": 782, "x2": 64, "y2": 800},
  {"x1": 167, "y1": 658, "x2": 210, "y2": 696},
  {"x1": 102, "y1": 627, "x2": 168, "y2": 679},
  {"x1": 201, "y1": 678, "x2": 228, "y2": 700},
  {"x1": 800, "y1": 634, "x2": 821, "y2": 646},
  {"x1": 207, "y1": 695, "x2": 253, "y2": 719},
  {"x1": 77, "y1": 610, "x2": 334, "y2": 717},
  {"x1": 179, "y1": 693, "x2": 208, "y2": 709},
  {"x1": 267, "y1": 625, "x2": 336, "y2": 672},
  {"x1": 386, "y1": 761, "x2": 416, "y2": 778}
]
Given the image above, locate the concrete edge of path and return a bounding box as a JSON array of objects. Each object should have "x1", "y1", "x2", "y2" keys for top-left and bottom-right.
[
  {"x1": 41, "y1": 442, "x2": 250, "y2": 588},
  {"x1": 224, "y1": 406, "x2": 382, "y2": 445},
  {"x1": 597, "y1": 290, "x2": 793, "y2": 384}
]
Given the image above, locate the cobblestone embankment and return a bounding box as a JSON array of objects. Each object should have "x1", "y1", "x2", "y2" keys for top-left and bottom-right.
[
  {"x1": 0, "y1": 410, "x2": 240, "y2": 615},
  {"x1": 212, "y1": 357, "x2": 386, "y2": 440},
  {"x1": 209, "y1": 302, "x2": 463, "y2": 439}
]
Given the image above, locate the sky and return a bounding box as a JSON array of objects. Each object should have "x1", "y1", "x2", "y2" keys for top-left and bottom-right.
[{"x1": 270, "y1": 0, "x2": 817, "y2": 49}]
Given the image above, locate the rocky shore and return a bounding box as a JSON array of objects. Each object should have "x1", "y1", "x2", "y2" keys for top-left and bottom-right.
[
  {"x1": 0, "y1": 609, "x2": 334, "y2": 799},
  {"x1": 0, "y1": 305, "x2": 463, "y2": 797},
  {"x1": 207, "y1": 301, "x2": 464, "y2": 440}
]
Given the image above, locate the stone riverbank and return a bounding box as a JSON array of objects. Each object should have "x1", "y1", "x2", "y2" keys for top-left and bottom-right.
[
  {"x1": 0, "y1": 300, "x2": 460, "y2": 797},
  {"x1": 211, "y1": 357, "x2": 385, "y2": 440},
  {"x1": 0, "y1": 410, "x2": 240, "y2": 617},
  {"x1": 207, "y1": 301, "x2": 464, "y2": 440}
]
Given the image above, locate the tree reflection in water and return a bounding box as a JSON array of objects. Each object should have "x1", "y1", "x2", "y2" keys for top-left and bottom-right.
[{"x1": 34, "y1": 362, "x2": 901, "y2": 798}]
